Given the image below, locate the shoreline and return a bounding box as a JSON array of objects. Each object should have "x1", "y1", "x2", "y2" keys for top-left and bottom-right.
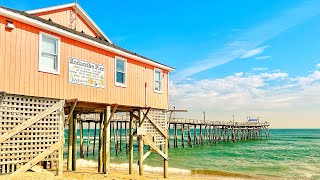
[
  {"x1": 0, "y1": 159, "x2": 260, "y2": 180},
  {"x1": 0, "y1": 167, "x2": 258, "y2": 180}
]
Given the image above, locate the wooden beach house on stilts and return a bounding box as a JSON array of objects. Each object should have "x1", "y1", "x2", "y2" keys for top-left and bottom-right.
[{"x1": 0, "y1": 2, "x2": 174, "y2": 178}]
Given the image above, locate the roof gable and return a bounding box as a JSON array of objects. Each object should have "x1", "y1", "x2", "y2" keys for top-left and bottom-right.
[{"x1": 26, "y1": 3, "x2": 113, "y2": 44}]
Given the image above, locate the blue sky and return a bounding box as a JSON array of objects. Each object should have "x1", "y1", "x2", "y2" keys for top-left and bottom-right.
[{"x1": 2, "y1": 0, "x2": 320, "y2": 128}]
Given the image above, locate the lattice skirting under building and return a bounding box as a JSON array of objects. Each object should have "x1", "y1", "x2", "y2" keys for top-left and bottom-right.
[{"x1": 0, "y1": 93, "x2": 64, "y2": 175}]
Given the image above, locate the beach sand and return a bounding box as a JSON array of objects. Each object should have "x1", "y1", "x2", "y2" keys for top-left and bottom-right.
[
  {"x1": 0, "y1": 159, "x2": 257, "y2": 180},
  {"x1": 0, "y1": 166, "x2": 257, "y2": 180}
]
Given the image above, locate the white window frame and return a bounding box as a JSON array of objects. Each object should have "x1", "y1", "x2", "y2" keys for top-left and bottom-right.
[
  {"x1": 154, "y1": 68, "x2": 162, "y2": 93},
  {"x1": 38, "y1": 32, "x2": 60, "y2": 75},
  {"x1": 114, "y1": 56, "x2": 127, "y2": 87}
]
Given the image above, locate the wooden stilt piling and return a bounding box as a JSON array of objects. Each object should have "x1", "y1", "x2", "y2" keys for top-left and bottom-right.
[
  {"x1": 174, "y1": 124, "x2": 177, "y2": 148},
  {"x1": 93, "y1": 122, "x2": 97, "y2": 156},
  {"x1": 181, "y1": 123, "x2": 185, "y2": 148},
  {"x1": 103, "y1": 106, "x2": 111, "y2": 174},
  {"x1": 194, "y1": 125, "x2": 197, "y2": 145},
  {"x1": 200, "y1": 124, "x2": 203, "y2": 145},
  {"x1": 79, "y1": 121, "x2": 84, "y2": 158},
  {"x1": 164, "y1": 112, "x2": 169, "y2": 178},
  {"x1": 87, "y1": 122, "x2": 90, "y2": 157},
  {"x1": 67, "y1": 113, "x2": 73, "y2": 171},
  {"x1": 129, "y1": 112, "x2": 134, "y2": 175},
  {"x1": 187, "y1": 126, "x2": 192, "y2": 147},
  {"x1": 120, "y1": 121, "x2": 122, "y2": 152},
  {"x1": 98, "y1": 113, "x2": 103, "y2": 173},
  {"x1": 125, "y1": 121, "x2": 128, "y2": 154},
  {"x1": 138, "y1": 109, "x2": 144, "y2": 176},
  {"x1": 72, "y1": 112, "x2": 77, "y2": 171}
]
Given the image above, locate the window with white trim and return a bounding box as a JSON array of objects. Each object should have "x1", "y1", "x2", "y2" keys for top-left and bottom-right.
[
  {"x1": 39, "y1": 32, "x2": 60, "y2": 74},
  {"x1": 154, "y1": 69, "x2": 162, "y2": 93},
  {"x1": 115, "y1": 57, "x2": 126, "y2": 87}
]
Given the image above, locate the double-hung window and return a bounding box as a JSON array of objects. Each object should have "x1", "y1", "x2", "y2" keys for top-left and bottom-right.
[
  {"x1": 115, "y1": 56, "x2": 126, "y2": 87},
  {"x1": 39, "y1": 32, "x2": 60, "y2": 74},
  {"x1": 154, "y1": 69, "x2": 162, "y2": 93}
]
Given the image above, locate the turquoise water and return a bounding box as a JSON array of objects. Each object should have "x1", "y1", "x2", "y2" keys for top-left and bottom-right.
[{"x1": 64, "y1": 129, "x2": 320, "y2": 179}]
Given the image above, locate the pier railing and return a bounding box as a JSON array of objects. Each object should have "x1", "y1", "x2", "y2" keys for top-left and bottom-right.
[
  {"x1": 170, "y1": 118, "x2": 270, "y2": 127},
  {"x1": 80, "y1": 114, "x2": 270, "y2": 127}
]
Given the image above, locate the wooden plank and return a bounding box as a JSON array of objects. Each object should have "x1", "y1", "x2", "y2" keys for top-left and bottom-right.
[
  {"x1": 12, "y1": 140, "x2": 63, "y2": 176},
  {"x1": 139, "y1": 107, "x2": 151, "y2": 126},
  {"x1": 143, "y1": 136, "x2": 168, "y2": 160},
  {"x1": 64, "y1": 99, "x2": 78, "y2": 128},
  {"x1": 0, "y1": 100, "x2": 65, "y2": 143},
  {"x1": 132, "y1": 113, "x2": 139, "y2": 121},
  {"x1": 104, "y1": 105, "x2": 118, "y2": 127},
  {"x1": 143, "y1": 149, "x2": 154, "y2": 161}
]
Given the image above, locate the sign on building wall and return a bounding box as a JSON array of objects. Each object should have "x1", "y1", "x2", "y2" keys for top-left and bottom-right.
[{"x1": 68, "y1": 57, "x2": 105, "y2": 88}]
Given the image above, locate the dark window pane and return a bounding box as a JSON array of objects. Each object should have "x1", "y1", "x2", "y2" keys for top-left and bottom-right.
[{"x1": 116, "y1": 72, "x2": 125, "y2": 84}]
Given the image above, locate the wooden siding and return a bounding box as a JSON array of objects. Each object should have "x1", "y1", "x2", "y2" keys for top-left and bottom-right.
[
  {"x1": 33, "y1": 7, "x2": 98, "y2": 38},
  {"x1": 0, "y1": 16, "x2": 168, "y2": 109}
]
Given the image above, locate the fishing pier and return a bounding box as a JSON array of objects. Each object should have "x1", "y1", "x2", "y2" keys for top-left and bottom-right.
[
  {"x1": 169, "y1": 118, "x2": 270, "y2": 148},
  {"x1": 73, "y1": 114, "x2": 270, "y2": 159}
]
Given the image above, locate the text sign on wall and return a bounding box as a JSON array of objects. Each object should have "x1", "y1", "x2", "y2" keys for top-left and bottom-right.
[{"x1": 68, "y1": 57, "x2": 105, "y2": 88}]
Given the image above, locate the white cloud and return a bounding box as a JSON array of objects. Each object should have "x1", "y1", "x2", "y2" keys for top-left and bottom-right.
[
  {"x1": 292, "y1": 70, "x2": 320, "y2": 85},
  {"x1": 316, "y1": 64, "x2": 320, "y2": 69},
  {"x1": 172, "y1": 1, "x2": 320, "y2": 82},
  {"x1": 234, "y1": 72, "x2": 244, "y2": 77},
  {"x1": 240, "y1": 46, "x2": 268, "y2": 58},
  {"x1": 170, "y1": 70, "x2": 320, "y2": 124},
  {"x1": 252, "y1": 67, "x2": 269, "y2": 71},
  {"x1": 260, "y1": 72, "x2": 288, "y2": 80},
  {"x1": 255, "y1": 56, "x2": 271, "y2": 60}
]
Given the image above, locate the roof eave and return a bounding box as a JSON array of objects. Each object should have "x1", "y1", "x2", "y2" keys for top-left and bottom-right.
[{"x1": 26, "y1": 2, "x2": 76, "y2": 14}]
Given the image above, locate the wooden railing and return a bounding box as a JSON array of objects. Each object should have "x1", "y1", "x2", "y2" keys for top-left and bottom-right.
[
  {"x1": 80, "y1": 114, "x2": 270, "y2": 127},
  {"x1": 170, "y1": 118, "x2": 270, "y2": 127}
]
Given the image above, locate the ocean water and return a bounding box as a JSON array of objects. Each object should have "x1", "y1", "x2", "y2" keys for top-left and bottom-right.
[{"x1": 64, "y1": 129, "x2": 320, "y2": 179}]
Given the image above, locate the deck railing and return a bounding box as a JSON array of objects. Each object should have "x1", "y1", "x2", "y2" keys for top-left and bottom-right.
[
  {"x1": 79, "y1": 114, "x2": 270, "y2": 127},
  {"x1": 170, "y1": 118, "x2": 270, "y2": 127}
]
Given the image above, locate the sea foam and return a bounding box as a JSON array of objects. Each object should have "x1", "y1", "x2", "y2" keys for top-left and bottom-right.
[{"x1": 73, "y1": 159, "x2": 191, "y2": 174}]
